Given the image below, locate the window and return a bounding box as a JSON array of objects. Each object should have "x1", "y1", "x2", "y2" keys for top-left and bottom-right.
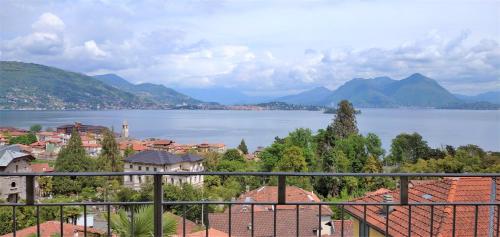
[
  {"x1": 138, "y1": 176, "x2": 142, "y2": 183},
  {"x1": 146, "y1": 167, "x2": 149, "y2": 171},
  {"x1": 170, "y1": 178, "x2": 174, "y2": 184},
  {"x1": 129, "y1": 164, "x2": 133, "y2": 169},
  {"x1": 16, "y1": 165, "x2": 18, "y2": 172},
  {"x1": 138, "y1": 166, "x2": 142, "y2": 171},
  {"x1": 154, "y1": 167, "x2": 157, "y2": 171},
  {"x1": 11, "y1": 182, "x2": 16, "y2": 187},
  {"x1": 129, "y1": 175, "x2": 133, "y2": 182}
]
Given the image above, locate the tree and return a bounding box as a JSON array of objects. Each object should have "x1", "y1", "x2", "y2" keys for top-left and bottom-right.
[
  {"x1": 110, "y1": 205, "x2": 177, "y2": 237},
  {"x1": 124, "y1": 146, "x2": 135, "y2": 158},
  {"x1": 98, "y1": 129, "x2": 123, "y2": 172},
  {"x1": 286, "y1": 128, "x2": 318, "y2": 170},
  {"x1": 53, "y1": 129, "x2": 97, "y2": 194},
  {"x1": 8, "y1": 133, "x2": 37, "y2": 145},
  {"x1": 222, "y1": 149, "x2": 245, "y2": 162},
  {"x1": 331, "y1": 100, "x2": 359, "y2": 139},
  {"x1": 274, "y1": 146, "x2": 308, "y2": 172},
  {"x1": 365, "y1": 133, "x2": 385, "y2": 159},
  {"x1": 238, "y1": 139, "x2": 248, "y2": 154},
  {"x1": 29, "y1": 124, "x2": 42, "y2": 133},
  {"x1": 386, "y1": 132, "x2": 430, "y2": 165}
]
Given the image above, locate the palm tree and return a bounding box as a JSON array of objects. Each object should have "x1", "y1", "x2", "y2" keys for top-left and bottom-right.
[{"x1": 109, "y1": 205, "x2": 177, "y2": 237}]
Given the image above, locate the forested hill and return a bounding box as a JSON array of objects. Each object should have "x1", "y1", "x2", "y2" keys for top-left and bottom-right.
[{"x1": 93, "y1": 74, "x2": 202, "y2": 106}]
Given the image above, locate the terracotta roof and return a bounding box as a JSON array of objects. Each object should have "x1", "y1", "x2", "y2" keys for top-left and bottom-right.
[
  {"x1": 30, "y1": 141, "x2": 46, "y2": 148},
  {"x1": 82, "y1": 143, "x2": 101, "y2": 148},
  {"x1": 209, "y1": 209, "x2": 332, "y2": 237},
  {"x1": 0, "y1": 221, "x2": 104, "y2": 237},
  {"x1": 151, "y1": 139, "x2": 174, "y2": 145},
  {"x1": 166, "y1": 213, "x2": 200, "y2": 236},
  {"x1": 36, "y1": 131, "x2": 55, "y2": 136},
  {"x1": 232, "y1": 186, "x2": 333, "y2": 215},
  {"x1": 30, "y1": 163, "x2": 54, "y2": 172},
  {"x1": 186, "y1": 228, "x2": 229, "y2": 237},
  {"x1": 331, "y1": 220, "x2": 354, "y2": 237},
  {"x1": 345, "y1": 177, "x2": 500, "y2": 237}
]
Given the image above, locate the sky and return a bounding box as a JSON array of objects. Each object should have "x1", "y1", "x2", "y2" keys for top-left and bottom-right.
[{"x1": 0, "y1": 0, "x2": 499, "y2": 96}]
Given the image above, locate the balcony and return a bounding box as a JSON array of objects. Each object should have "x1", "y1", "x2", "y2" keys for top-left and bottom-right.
[{"x1": 0, "y1": 172, "x2": 498, "y2": 237}]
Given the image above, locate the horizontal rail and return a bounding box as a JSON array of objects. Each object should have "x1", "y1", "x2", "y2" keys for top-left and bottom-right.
[
  {"x1": 1, "y1": 171, "x2": 499, "y2": 177},
  {"x1": 1, "y1": 201, "x2": 499, "y2": 207}
]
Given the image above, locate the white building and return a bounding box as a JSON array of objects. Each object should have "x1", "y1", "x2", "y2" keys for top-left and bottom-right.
[
  {"x1": 123, "y1": 150, "x2": 204, "y2": 190},
  {"x1": 0, "y1": 145, "x2": 34, "y2": 202}
]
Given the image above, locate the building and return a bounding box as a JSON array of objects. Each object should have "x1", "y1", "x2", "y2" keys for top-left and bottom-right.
[
  {"x1": 345, "y1": 177, "x2": 500, "y2": 237},
  {"x1": 209, "y1": 186, "x2": 351, "y2": 237},
  {"x1": 0, "y1": 221, "x2": 105, "y2": 237},
  {"x1": 0, "y1": 145, "x2": 34, "y2": 202},
  {"x1": 123, "y1": 150, "x2": 204, "y2": 190},
  {"x1": 147, "y1": 139, "x2": 176, "y2": 151},
  {"x1": 56, "y1": 122, "x2": 107, "y2": 135},
  {"x1": 196, "y1": 143, "x2": 226, "y2": 153},
  {"x1": 121, "y1": 120, "x2": 129, "y2": 138}
]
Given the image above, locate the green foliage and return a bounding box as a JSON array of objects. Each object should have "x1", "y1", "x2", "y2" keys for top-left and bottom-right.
[
  {"x1": 53, "y1": 129, "x2": 100, "y2": 194},
  {"x1": 8, "y1": 133, "x2": 37, "y2": 145},
  {"x1": 97, "y1": 129, "x2": 123, "y2": 172},
  {"x1": 222, "y1": 149, "x2": 245, "y2": 162},
  {"x1": 29, "y1": 124, "x2": 42, "y2": 133},
  {"x1": 238, "y1": 139, "x2": 248, "y2": 154},
  {"x1": 163, "y1": 183, "x2": 212, "y2": 222},
  {"x1": 109, "y1": 205, "x2": 177, "y2": 237},
  {"x1": 331, "y1": 100, "x2": 359, "y2": 139},
  {"x1": 273, "y1": 146, "x2": 308, "y2": 172},
  {"x1": 386, "y1": 132, "x2": 430, "y2": 165},
  {"x1": 124, "y1": 146, "x2": 136, "y2": 158}
]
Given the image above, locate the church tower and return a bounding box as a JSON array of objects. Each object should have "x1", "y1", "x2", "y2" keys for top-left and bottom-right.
[{"x1": 121, "y1": 120, "x2": 129, "y2": 138}]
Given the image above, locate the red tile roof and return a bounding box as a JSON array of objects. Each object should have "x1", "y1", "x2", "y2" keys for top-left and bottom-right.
[
  {"x1": 232, "y1": 186, "x2": 333, "y2": 215},
  {"x1": 345, "y1": 177, "x2": 500, "y2": 237},
  {"x1": 210, "y1": 209, "x2": 336, "y2": 237},
  {"x1": 30, "y1": 141, "x2": 46, "y2": 148},
  {"x1": 30, "y1": 163, "x2": 54, "y2": 172},
  {"x1": 167, "y1": 213, "x2": 200, "y2": 236},
  {"x1": 186, "y1": 228, "x2": 229, "y2": 237},
  {"x1": 0, "y1": 221, "x2": 104, "y2": 237}
]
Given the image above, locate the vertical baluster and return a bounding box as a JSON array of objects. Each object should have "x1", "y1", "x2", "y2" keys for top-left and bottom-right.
[
  {"x1": 153, "y1": 174, "x2": 163, "y2": 237},
  {"x1": 84, "y1": 205, "x2": 88, "y2": 237},
  {"x1": 452, "y1": 205, "x2": 456, "y2": 237},
  {"x1": 183, "y1": 204, "x2": 187, "y2": 237},
  {"x1": 496, "y1": 205, "x2": 499, "y2": 237},
  {"x1": 251, "y1": 204, "x2": 255, "y2": 237},
  {"x1": 273, "y1": 204, "x2": 277, "y2": 237},
  {"x1": 474, "y1": 205, "x2": 478, "y2": 237},
  {"x1": 60, "y1": 205, "x2": 64, "y2": 236},
  {"x1": 130, "y1": 205, "x2": 135, "y2": 237},
  {"x1": 228, "y1": 203, "x2": 232, "y2": 237},
  {"x1": 363, "y1": 205, "x2": 367, "y2": 237},
  {"x1": 385, "y1": 204, "x2": 389, "y2": 237},
  {"x1": 205, "y1": 204, "x2": 209, "y2": 237},
  {"x1": 12, "y1": 206, "x2": 16, "y2": 237},
  {"x1": 36, "y1": 206, "x2": 40, "y2": 237},
  {"x1": 107, "y1": 204, "x2": 111, "y2": 237},
  {"x1": 341, "y1": 205, "x2": 344, "y2": 237},
  {"x1": 318, "y1": 204, "x2": 322, "y2": 236},
  {"x1": 296, "y1": 204, "x2": 299, "y2": 237}
]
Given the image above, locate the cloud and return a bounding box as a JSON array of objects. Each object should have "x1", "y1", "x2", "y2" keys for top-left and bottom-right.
[{"x1": 32, "y1": 12, "x2": 65, "y2": 33}]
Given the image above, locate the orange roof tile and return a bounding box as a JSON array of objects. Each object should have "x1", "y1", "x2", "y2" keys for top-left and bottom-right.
[
  {"x1": 30, "y1": 163, "x2": 54, "y2": 173},
  {"x1": 186, "y1": 228, "x2": 228, "y2": 237},
  {"x1": 345, "y1": 177, "x2": 500, "y2": 237},
  {"x1": 0, "y1": 221, "x2": 104, "y2": 237}
]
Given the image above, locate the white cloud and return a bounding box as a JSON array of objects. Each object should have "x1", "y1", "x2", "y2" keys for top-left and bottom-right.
[{"x1": 32, "y1": 12, "x2": 65, "y2": 33}]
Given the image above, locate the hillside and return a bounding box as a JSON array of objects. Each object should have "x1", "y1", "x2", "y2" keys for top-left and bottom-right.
[
  {"x1": 0, "y1": 61, "x2": 158, "y2": 110},
  {"x1": 276, "y1": 74, "x2": 469, "y2": 108},
  {"x1": 455, "y1": 91, "x2": 500, "y2": 104},
  {"x1": 94, "y1": 74, "x2": 202, "y2": 106},
  {"x1": 177, "y1": 87, "x2": 271, "y2": 105}
]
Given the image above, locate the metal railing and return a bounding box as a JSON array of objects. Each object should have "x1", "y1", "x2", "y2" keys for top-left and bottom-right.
[{"x1": 1, "y1": 172, "x2": 499, "y2": 237}]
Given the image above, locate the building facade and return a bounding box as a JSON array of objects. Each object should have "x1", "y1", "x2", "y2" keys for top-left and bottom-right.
[
  {"x1": 123, "y1": 150, "x2": 204, "y2": 190},
  {"x1": 0, "y1": 145, "x2": 34, "y2": 202}
]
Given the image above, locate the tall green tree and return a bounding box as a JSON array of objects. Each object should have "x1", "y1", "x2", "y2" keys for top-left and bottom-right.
[
  {"x1": 98, "y1": 129, "x2": 123, "y2": 172},
  {"x1": 331, "y1": 100, "x2": 359, "y2": 139},
  {"x1": 273, "y1": 146, "x2": 308, "y2": 172},
  {"x1": 238, "y1": 139, "x2": 249, "y2": 154},
  {"x1": 8, "y1": 133, "x2": 37, "y2": 145},
  {"x1": 222, "y1": 149, "x2": 245, "y2": 162},
  {"x1": 53, "y1": 129, "x2": 97, "y2": 194}
]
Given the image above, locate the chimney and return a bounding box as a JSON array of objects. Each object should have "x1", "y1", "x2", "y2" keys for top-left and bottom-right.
[
  {"x1": 246, "y1": 185, "x2": 250, "y2": 193},
  {"x1": 382, "y1": 194, "x2": 395, "y2": 215}
]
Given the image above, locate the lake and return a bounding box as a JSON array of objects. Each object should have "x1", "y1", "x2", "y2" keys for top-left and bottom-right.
[{"x1": 0, "y1": 109, "x2": 499, "y2": 151}]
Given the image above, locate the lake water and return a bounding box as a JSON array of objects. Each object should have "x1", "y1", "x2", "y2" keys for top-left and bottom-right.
[{"x1": 0, "y1": 109, "x2": 499, "y2": 151}]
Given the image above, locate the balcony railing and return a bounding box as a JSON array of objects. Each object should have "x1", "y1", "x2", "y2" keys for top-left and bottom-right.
[{"x1": 0, "y1": 172, "x2": 499, "y2": 237}]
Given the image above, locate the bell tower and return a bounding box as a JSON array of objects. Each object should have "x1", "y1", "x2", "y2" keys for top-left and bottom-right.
[{"x1": 121, "y1": 120, "x2": 129, "y2": 138}]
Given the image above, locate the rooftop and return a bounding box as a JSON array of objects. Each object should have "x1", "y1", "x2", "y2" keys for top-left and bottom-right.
[{"x1": 125, "y1": 150, "x2": 202, "y2": 165}]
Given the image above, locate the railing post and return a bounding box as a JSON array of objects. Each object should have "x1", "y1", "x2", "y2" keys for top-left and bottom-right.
[
  {"x1": 25, "y1": 176, "x2": 35, "y2": 205},
  {"x1": 278, "y1": 176, "x2": 286, "y2": 204},
  {"x1": 153, "y1": 174, "x2": 163, "y2": 237},
  {"x1": 400, "y1": 176, "x2": 408, "y2": 205}
]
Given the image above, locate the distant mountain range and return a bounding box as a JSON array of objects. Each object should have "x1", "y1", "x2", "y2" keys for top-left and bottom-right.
[
  {"x1": 1, "y1": 61, "x2": 498, "y2": 110},
  {"x1": 0, "y1": 61, "x2": 203, "y2": 110},
  {"x1": 275, "y1": 73, "x2": 499, "y2": 109},
  {"x1": 93, "y1": 74, "x2": 202, "y2": 106}
]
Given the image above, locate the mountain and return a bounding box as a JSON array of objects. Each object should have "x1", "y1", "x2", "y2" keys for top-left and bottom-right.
[
  {"x1": 94, "y1": 74, "x2": 202, "y2": 106},
  {"x1": 276, "y1": 86, "x2": 333, "y2": 106},
  {"x1": 0, "y1": 61, "x2": 158, "y2": 110},
  {"x1": 177, "y1": 87, "x2": 271, "y2": 105},
  {"x1": 276, "y1": 73, "x2": 464, "y2": 108},
  {"x1": 454, "y1": 91, "x2": 500, "y2": 104}
]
